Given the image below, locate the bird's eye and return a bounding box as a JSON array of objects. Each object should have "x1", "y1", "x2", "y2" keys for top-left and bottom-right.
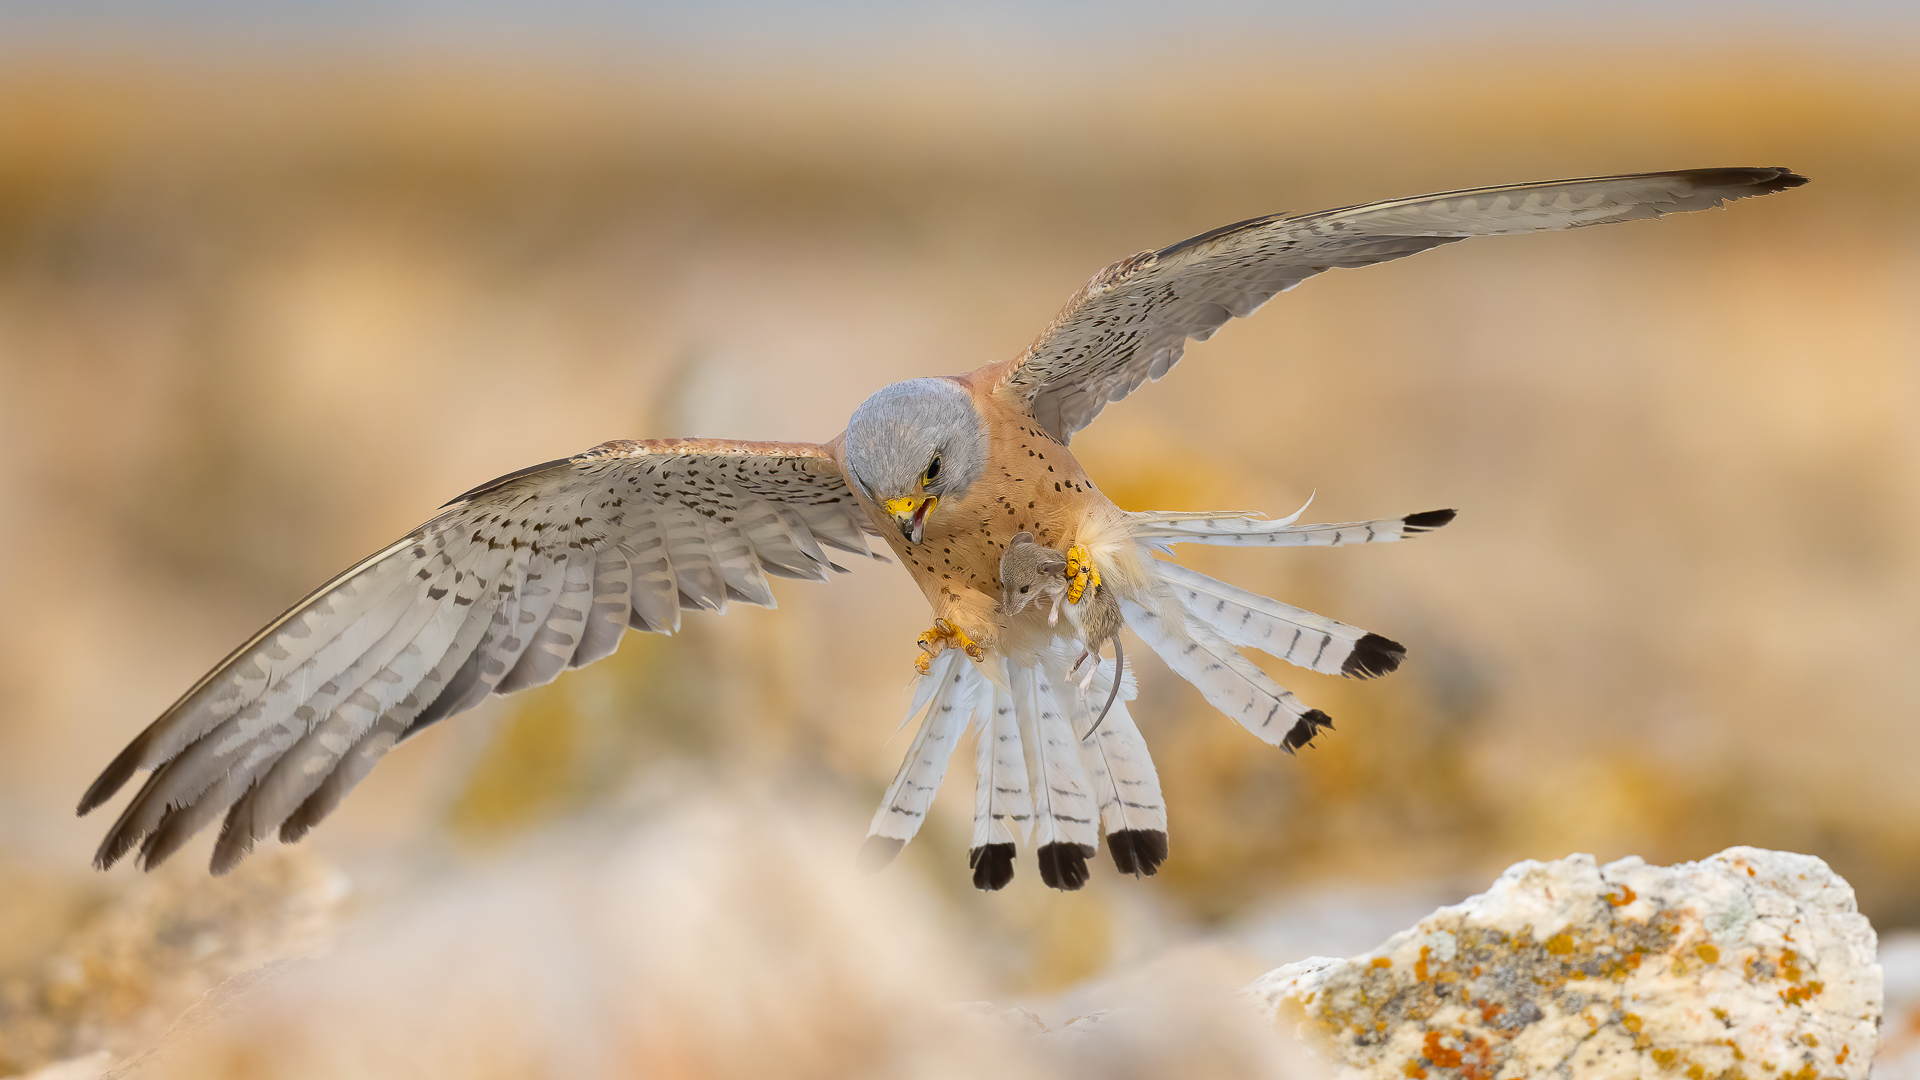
[{"x1": 924, "y1": 456, "x2": 942, "y2": 483}]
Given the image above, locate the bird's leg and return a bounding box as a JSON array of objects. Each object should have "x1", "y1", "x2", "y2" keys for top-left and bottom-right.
[
  {"x1": 914, "y1": 618, "x2": 985, "y2": 675},
  {"x1": 1064, "y1": 545, "x2": 1101, "y2": 606}
]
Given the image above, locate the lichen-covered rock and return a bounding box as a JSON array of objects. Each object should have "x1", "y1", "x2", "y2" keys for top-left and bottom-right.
[{"x1": 1246, "y1": 847, "x2": 1880, "y2": 1080}]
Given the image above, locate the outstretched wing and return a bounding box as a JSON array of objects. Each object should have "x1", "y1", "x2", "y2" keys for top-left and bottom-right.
[
  {"x1": 985, "y1": 167, "x2": 1807, "y2": 442},
  {"x1": 79, "y1": 438, "x2": 876, "y2": 874}
]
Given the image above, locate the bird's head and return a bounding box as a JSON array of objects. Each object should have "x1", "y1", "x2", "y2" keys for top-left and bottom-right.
[{"x1": 844, "y1": 378, "x2": 989, "y2": 546}]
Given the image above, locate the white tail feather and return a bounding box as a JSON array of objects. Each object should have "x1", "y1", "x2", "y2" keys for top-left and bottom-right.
[
  {"x1": 971, "y1": 676, "x2": 1033, "y2": 851},
  {"x1": 1013, "y1": 662, "x2": 1099, "y2": 889},
  {"x1": 1130, "y1": 508, "x2": 1453, "y2": 550},
  {"x1": 865, "y1": 650, "x2": 980, "y2": 847},
  {"x1": 1156, "y1": 561, "x2": 1403, "y2": 679},
  {"x1": 1052, "y1": 647, "x2": 1167, "y2": 847},
  {"x1": 1119, "y1": 596, "x2": 1329, "y2": 752}
]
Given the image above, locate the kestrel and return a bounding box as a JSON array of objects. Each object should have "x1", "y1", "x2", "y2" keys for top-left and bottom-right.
[{"x1": 79, "y1": 167, "x2": 1805, "y2": 890}]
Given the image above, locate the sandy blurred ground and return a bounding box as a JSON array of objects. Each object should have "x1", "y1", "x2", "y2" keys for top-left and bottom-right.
[{"x1": 0, "y1": 14, "x2": 1917, "y2": 1075}]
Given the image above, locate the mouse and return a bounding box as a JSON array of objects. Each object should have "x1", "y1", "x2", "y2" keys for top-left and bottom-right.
[{"x1": 999, "y1": 532, "x2": 1124, "y2": 738}]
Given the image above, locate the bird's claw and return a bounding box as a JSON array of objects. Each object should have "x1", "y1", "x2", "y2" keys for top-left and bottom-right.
[
  {"x1": 1064, "y1": 545, "x2": 1101, "y2": 605},
  {"x1": 915, "y1": 618, "x2": 985, "y2": 674}
]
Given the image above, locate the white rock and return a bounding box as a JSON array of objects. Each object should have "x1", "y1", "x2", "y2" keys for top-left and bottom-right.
[{"x1": 1246, "y1": 847, "x2": 1880, "y2": 1079}]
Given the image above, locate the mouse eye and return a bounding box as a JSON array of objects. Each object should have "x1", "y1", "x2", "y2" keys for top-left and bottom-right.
[{"x1": 1019, "y1": 585, "x2": 1030, "y2": 593}]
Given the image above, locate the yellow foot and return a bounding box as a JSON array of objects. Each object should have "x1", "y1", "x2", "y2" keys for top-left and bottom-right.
[
  {"x1": 914, "y1": 618, "x2": 985, "y2": 674},
  {"x1": 1065, "y1": 545, "x2": 1101, "y2": 605}
]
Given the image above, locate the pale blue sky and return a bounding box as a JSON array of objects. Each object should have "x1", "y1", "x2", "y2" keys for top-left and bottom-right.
[{"x1": 1, "y1": 0, "x2": 1912, "y2": 56}]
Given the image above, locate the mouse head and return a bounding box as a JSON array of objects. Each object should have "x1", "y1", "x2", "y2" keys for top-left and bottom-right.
[{"x1": 998, "y1": 531, "x2": 1069, "y2": 619}]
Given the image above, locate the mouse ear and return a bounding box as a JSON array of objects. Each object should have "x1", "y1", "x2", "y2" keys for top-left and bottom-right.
[{"x1": 1009, "y1": 531, "x2": 1035, "y2": 546}]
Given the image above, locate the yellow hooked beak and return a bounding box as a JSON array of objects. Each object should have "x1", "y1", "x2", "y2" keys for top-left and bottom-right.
[{"x1": 883, "y1": 493, "x2": 937, "y2": 545}]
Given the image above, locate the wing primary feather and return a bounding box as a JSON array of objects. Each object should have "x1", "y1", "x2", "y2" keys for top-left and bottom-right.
[
  {"x1": 86, "y1": 439, "x2": 877, "y2": 871},
  {"x1": 246, "y1": 580, "x2": 499, "y2": 849},
  {"x1": 997, "y1": 168, "x2": 1803, "y2": 442},
  {"x1": 78, "y1": 536, "x2": 422, "y2": 815},
  {"x1": 92, "y1": 540, "x2": 482, "y2": 869}
]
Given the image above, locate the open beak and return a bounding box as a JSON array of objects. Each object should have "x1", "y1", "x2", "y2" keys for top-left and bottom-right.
[{"x1": 883, "y1": 494, "x2": 937, "y2": 545}]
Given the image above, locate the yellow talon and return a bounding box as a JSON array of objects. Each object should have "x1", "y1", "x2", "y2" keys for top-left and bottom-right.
[
  {"x1": 1065, "y1": 544, "x2": 1100, "y2": 605},
  {"x1": 913, "y1": 618, "x2": 985, "y2": 673}
]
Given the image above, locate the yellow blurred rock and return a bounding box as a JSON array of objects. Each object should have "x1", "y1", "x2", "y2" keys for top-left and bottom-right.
[{"x1": 1249, "y1": 847, "x2": 1880, "y2": 1079}]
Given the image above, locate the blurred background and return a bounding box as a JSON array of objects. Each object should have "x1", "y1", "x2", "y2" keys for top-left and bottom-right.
[{"x1": 0, "y1": 1, "x2": 1916, "y2": 1075}]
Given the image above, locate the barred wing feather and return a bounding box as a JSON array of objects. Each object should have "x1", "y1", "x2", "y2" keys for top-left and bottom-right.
[
  {"x1": 79, "y1": 438, "x2": 877, "y2": 873},
  {"x1": 989, "y1": 168, "x2": 1806, "y2": 442}
]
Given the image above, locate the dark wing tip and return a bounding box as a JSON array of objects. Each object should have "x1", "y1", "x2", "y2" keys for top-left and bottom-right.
[
  {"x1": 1679, "y1": 166, "x2": 1809, "y2": 194},
  {"x1": 1282, "y1": 709, "x2": 1335, "y2": 754},
  {"x1": 91, "y1": 831, "x2": 136, "y2": 872},
  {"x1": 1403, "y1": 508, "x2": 1457, "y2": 533},
  {"x1": 1036, "y1": 842, "x2": 1095, "y2": 891},
  {"x1": 968, "y1": 843, "x2": 1017, "y2": 891},
  {"x1": 1342, "y1": 633, "x2": 1407, "y2": 680},
  {"x1": 76, "y1": 738, "x2": 149, "y2": 817},
  {"x1": 1108, "y1": 829, "x2": 1169, "y2": 877},
  {"x1": 856, "y1": 835, "x2": 905, "y2": 874}
]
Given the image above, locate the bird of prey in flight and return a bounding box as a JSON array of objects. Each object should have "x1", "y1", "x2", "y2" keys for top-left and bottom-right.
[{"x1": 78, "y1": 167, "x2": 1806, "y2": 890}]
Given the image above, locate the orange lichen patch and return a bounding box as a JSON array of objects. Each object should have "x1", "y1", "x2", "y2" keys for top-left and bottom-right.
[
  {"x1": 1780, "y1": 981, "x2": 1824, "y2": 1006},
  {"x1": 1423, "y1": 1031, "x2": 1465, "y2": 1069},
  {"x1": 1608, "y1": 885, "x2": 1638, "y2": 907},
  {"x1": 1623, "y1": 1013, "x2": 1644, "y2": 1033},
  {"x1": 1687, "y1": 1065, "x2": 1706, "y2": 1080},
  {"x1": 1371, "y1": 956, "x2": 1393, "y2": 969},
  {"x1": 1800, "y1": 1034, "x2": 1819, "y2": 1047},
  {"x1": 1780, "y1": 950, "x2": 1805, "y2": 983},
  {"x1": 1835, "y1": 1044, "x2": 1849, "y2": 1064},
  {"x1": 1697, "y1": 943, "x2": 1721, "y2": 963},
  {"x1": 1650, "y1": 1047, "x2": 1680, "y2": 1068},
  {"x1": 1403, "y1": 1061, "x2": 1428, "y2": 1079},
  {"x1": 1281, "y1": 910, "x2": 1693, "y2": 1078}
]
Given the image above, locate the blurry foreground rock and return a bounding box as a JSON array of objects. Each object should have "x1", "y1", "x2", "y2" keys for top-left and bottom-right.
[
  {"x1": 48, "y1": 790, "x2": 1305, "y2": 1080},
  {"x1": 0, "y1": 850, "x2": 343, "y2": 1077},
  {"x1": 1248, "y1": 847, "x2": 1881, "y2": 1079}
]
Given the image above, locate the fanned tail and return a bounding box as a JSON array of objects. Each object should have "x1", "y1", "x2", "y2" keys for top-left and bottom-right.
[
  {"x1": 1131, "y1": 507, "x2": 1455, "y2": 550},
  {"x1": 1119, "y1": 597, "x2": 1333, "y2": 754},
  {"x1": 1012, "y1": 662, "x2": 1099, "y2": 890},
  {"x1": 859, "y1": 650, "x2": 983, "y2": 870},
  {"x1": 968, "y1": 674, "x2": 1032, "y2": 891},
  {"x1": 1047, "y1": 645, "x2": 1167, "y2": 877},
  {"x1": 1157, "y1": 561, "x2": 1405, "y2": 679}
]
